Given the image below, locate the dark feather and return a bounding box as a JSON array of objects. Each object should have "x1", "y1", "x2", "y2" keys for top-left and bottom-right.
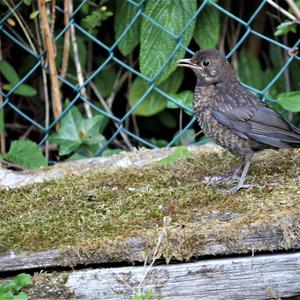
[{"x1": 212, "y1": 82, "x2": 300, "y2": 148}]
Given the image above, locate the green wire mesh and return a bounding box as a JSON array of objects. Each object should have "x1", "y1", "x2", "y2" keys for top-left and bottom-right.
[{"x1": 0, "y1": 0, "x2": 299, "y2": 159}]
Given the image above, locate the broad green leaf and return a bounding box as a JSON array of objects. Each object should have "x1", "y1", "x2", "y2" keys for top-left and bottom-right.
[
  {"x1": 12, "y1": 292, "x2": 29, "y2": 300},
  {"x1": 140, "y1": 0, "x2": 196, "y2": 84},
  {"x1": 4, "y1": 141, "x2": 47, "y2": 169},
  {"x1": 93, "y1": 65, "x2": 117, "y2": 97},
  {"x1": 194, "y1": 5, "x2": 220, "y2": 48},
  {"x1": 129, "y1": 69, "x2": 183, "y2": 116},
  {"x1": 79, "y1": 115, "x2": 106, "y2": 145},
  {"x1": 114, "y1": 1, "x2": 142, "y2": 56},
  {"x1": 274, "y1": 21, "x2": 297, "y2": 36},
  {"x1": 277, "y1": 91, "x2": 300, "y2": 112},
  {"x1": 10, "y1": 274, "x2": 32, "y2": 292},
  {"x1": 3, "y1": 83, "x2": 37, "y2": 97},
  {"x1": 68, "y1": 152, "x2": 85, "y2": 161},
  {"x1": 238, "y1": 49, "x2": 265, "y2": 89},
  {"x1": 24, "y1": 0, "x2": 32, "y2": 5},
  {"x1": 167, "y1": 90, "x2": 193, "y2": 114},
  {"x1": 157, "y1": 147, "x2": 191, "y2": 165},
  {"x1": 49, "y1": 106, "x2": 83, "y2": 155},
  {"x1": 0, "y1": 60, "x2": 20, "y2": 84}
]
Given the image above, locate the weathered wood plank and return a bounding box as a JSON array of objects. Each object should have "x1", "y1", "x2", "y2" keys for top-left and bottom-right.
[
  {"x1": 27, "y1": 252, "x2": 300, "y2": 299},
  {"x1": 1, "y1": 217, "x2": 299, "y2": 272}
]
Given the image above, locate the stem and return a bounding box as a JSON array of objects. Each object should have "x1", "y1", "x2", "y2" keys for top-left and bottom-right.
[
  {"x1": 38, "y1": 0, "x2": 62, "y2": 129},
  {"x1": 266, "y1": 0, "x2": 299, "y2": 23},
  {"x1": 61, "y1": 0, "x2": 71, "y2": 80},
  {"x1": 89, "y1": 81, "x2": 134, "y2": 150},
  {"x1": 0, "y1": 40, "x2": 5, "y2": 154},
  {"x1": 3, "y1": 0, "x2": 37, "y2": 53},
  {"x1": 34, "y1": 1, "x2": 50, "y2": 160},
  {"x1": 68, "y1": 0, "x2": 92, "y2": 118},
  {"x1": 285, "y1": 0, "x2": 300, "y2": 21}
]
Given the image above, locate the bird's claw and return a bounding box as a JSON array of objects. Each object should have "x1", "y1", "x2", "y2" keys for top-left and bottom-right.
[
  {"x1": 204, "y1": 175, "x2": 239, "y2": 186},
  {"x1": 221, "y1": 183, "x2": 254, "y2": 194}
]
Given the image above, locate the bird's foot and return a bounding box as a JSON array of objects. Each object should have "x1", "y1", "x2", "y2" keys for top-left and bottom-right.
[
  {"x1": 204, "y1": 174, "x2": 239, "y2": 186},
  {"x1": 221, "y1": 183, "x2": 254, "y2": 194}
]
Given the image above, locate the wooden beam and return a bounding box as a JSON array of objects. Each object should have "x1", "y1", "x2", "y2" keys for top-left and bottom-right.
[
  {"x1": 1, "y1": 217, "x2": 299, "y2": 273},
  {"x1": 27, "y1": 252, "x2": 300, "y2": 299}
]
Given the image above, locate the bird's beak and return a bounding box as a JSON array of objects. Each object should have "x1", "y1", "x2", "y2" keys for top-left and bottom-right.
[{"x1": 176, "y1": 58, "x2": 198, "y2": 69}]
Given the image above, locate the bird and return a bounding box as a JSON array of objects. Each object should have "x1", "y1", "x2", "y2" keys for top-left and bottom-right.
[{"x1": 177, "y1": 48, "x2": 300, "y2": 193}]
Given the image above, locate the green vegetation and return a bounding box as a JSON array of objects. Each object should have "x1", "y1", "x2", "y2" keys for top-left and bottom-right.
[
  {"x1": 0, "y1": 0, "x2": 299, "y2": 168},
  {"x1": 0, "y1": 273, "x2": 32, "y2": 300}
]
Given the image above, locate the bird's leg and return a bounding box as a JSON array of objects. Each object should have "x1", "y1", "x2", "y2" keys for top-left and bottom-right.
[
  {"x1": 226, "y1": 158, "x2": 253, "y2": 193},
  {"x1": 206, "y1": 158, "x2": 244, "y2": 185},
  {"x1": 222, "y1": 158, "x2": 244, "y2": 182}
]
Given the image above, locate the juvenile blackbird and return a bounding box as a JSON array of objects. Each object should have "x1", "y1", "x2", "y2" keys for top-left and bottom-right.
[{"x1": 177, "y1": 48, "x2": 300, "y2": 193}]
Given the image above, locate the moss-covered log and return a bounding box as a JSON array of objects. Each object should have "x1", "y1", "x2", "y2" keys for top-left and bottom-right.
[{"x1": 0, "y1": 146, "x2": 300, "y2": 272}]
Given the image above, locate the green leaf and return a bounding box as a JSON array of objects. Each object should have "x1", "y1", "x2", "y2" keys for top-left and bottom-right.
[
  {"x1": 49, "y1": 106, "x2": 83, "y2": 156},
  {"x1": 4, "y1": 141, "x2": 47, "y2": 169},
  {"x1": 12, "y1": 292, "x2": 29, "y2": 300},
  {"x1": 10, "y1": 274, "x2": 32, "y2": 292},
  {"x1": 29, "y1": 10, "x2": 39, "y2": 19},
  {"x1": 274, "y1": 21, "x2": 297, "y2": 36},
  {"x1": 140, "y1": 0, "x2": 196, "y2": 84},
  {"x1": 277, "y1": 91, "x2": 300, "y2": 112},
  {"x1": 24, "y1": 0, "x2": 32, "y2": 5},
  {"x1": 114, "y1": 1, "x2": 142, "y2": 56},
  {"x1": 194, "y1": 5, "x2": 220, "y2": 48},
  {"x1": 238, "y1": 49, "x2": 265, "y2": 89},
  {"x1": 0, "y1": 60, "x2": 20, "y2": 84},
  {"x1": 129, "y1": 68, "x2": 183, "y2": 116},
  {"x1": 67, "y1": 152, "x2": 85, "y2": 161},
  {"x1": 167, "y1": 90, "x2": 193, "y2": 114},
  {"x1": 3, "y1": 83, "x2": 37, "y2": 97},
  {"x1": 157, "y1": 147, "x2": 191, "y2": 165},
  {"x1": 79, "y1": 115, "x2": 106, "y2": 146},
  {"x1": 93, "y1": 65, "x2": 117, "y2": 97}
]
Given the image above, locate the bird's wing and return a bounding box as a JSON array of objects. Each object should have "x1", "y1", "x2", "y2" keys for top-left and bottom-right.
[{"x1": 212, "y1": 86, "x2": 300, "y2": 149}]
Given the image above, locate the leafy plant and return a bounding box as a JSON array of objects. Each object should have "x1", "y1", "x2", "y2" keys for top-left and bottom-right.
[
  {"x1": 277, "y1": 91, "x2": 300, "y2": 112},
  {"x1": 49, "y1": 104, "x2": 106, "y2": 157},
  {"x1": 0, "y1": 60, "x2": 37, "y2": 96},
  {"x1": 114, "y1": 1, "x2": 142, "y2": 56},
  {"x1": 194, "y1": 4, "x2": 220, "y2": 48},
  {"x1": 0, "y1": 273, "x2": 32, "y2": 300},
  {"x1": 133, "y1": 290, "x2": 154, "y2": 300},
  {"x1": 157, "y1": 147, "x2": 191, "y2": 165},
  {"x1": 129, "y1": 68, "x2": 183, "y2": 116},
  {"x1": 2, "y1": 140, "x2": 47, "y2": 169},
  {"x1": 139, "y1": 0, "x2": 196, "y2": 84}
]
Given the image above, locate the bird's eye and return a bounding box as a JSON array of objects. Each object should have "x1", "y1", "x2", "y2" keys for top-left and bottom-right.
[{"x1": 202, "y1": 60, "x2": 210, "y2": 67}]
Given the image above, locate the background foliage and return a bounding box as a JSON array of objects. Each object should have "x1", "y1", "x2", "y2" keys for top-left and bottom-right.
[{"x1": 0, "y1": 0, "x2": 299, "y2": 168}]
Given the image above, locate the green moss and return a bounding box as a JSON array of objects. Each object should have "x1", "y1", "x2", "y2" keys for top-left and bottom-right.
[{"x1": 0, "y1": 148, "x2": 299, "y2": 254}]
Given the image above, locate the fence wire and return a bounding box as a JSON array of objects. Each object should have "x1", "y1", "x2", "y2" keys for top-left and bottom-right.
[{"x1": 0, "y1": 0, "x2": 300, "y2": 160}]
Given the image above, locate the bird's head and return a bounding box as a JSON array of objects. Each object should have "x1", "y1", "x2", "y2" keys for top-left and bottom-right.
[{"x1": 177, "y1": 49, "x2": 236, "y2": 84}]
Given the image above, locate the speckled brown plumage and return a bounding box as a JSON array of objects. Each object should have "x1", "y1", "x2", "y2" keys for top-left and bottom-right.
[{"x1": 177, "y1": 49, "x2": 300, "y2": 193}]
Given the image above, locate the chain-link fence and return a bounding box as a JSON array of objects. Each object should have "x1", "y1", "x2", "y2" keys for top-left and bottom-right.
[{"x1": 0, "y1": 0, "x2": 299, "y2": 165}]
